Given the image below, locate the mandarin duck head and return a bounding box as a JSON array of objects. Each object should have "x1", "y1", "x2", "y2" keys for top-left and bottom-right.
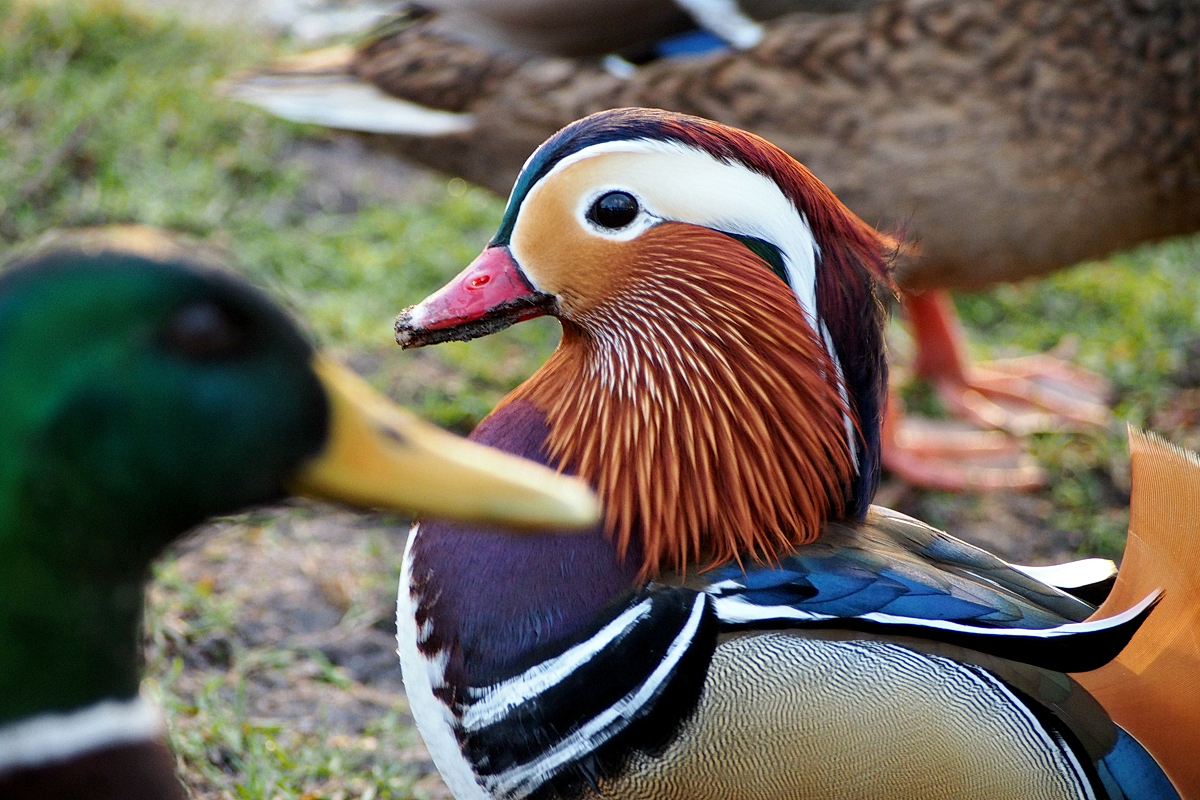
[{"x1": 397, "y1": 108, "x2": 893, "y2": 577}]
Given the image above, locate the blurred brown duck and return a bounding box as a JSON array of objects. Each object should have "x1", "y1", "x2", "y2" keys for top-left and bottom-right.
[{"x1": 229, "y1": 0, "x2": 1200, "y2": 491}]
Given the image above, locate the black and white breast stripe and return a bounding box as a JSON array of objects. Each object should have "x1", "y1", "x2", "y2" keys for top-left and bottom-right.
[
  {"x1": 435, "y1": 583, "x2": 1155, "y2": 800},
  {"x1": 454, "y1": 588, "x2": 717, "y2": 800}
]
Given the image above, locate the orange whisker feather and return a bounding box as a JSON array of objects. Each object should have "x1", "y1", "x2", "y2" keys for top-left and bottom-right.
[{"x1": 497, "y1": 224, "x2": 856, "y2": 578}]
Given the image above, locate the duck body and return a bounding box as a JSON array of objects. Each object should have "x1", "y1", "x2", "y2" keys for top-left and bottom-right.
[
  {"x1": 0, "y1": 229, "x2": 599, "y2": 798},
  {"x1": 402, "y1": 471, "x2": 1165, "y2": 800},
  {"x1": 416, "y1": 0, "x2": 695, "y2": 58},
  {"x1": 393, "y1": 109, "x2": 1192, "y2": 798},
  {"x1": 398, "y1": 396, "x2": 1167, "y2": 800},
  {"x1": 416, "y1": 0, "x2": 874, "y2": 58}
]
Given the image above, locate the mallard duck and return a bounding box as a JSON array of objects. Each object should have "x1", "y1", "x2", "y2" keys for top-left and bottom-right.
[
  {"x1": 0, "y1": 228, "x2": 598, "y2": 799},
  {"x1": 390, "y1": 109, "x2": 1198, "y2": 798},
  {"x1": 228, "y1": 0, "x2": 1199, "y2": 490}
]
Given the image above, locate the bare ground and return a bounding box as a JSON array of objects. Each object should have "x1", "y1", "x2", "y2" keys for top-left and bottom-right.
[{"x1": 146, "y1": 508, "x2": 455, "y2": 799}]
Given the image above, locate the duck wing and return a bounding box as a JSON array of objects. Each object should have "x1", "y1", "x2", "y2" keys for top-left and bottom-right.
[{"x1": 691, "y1": 508, "x2": 1155, "y2": 674}]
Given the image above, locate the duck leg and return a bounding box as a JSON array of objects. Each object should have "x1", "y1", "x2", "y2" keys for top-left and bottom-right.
[
  {"x1": 908, "y1": 290, "x2": 1112, "y2": 433},
  {"x1": 883, "y1": 290, "x2": 1112, "y2": 491},
  {"x1": 882, "y1": 387, "x2": 1047, "y2": 491}
]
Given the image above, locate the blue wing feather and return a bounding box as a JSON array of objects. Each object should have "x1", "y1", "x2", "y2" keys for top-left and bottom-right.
[
  {"x1": 692, "y1": 507, "x2": 1158, "y2": 674},
  {"x1": 1097, "y1": 728, "x2": 1181, "y2": 800},
  {"x1": 700, "y1": 507, "x2": 1096, "y2": 630}
]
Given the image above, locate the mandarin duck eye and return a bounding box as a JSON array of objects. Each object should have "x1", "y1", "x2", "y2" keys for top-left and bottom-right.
[
  {"x1": 163, "y1": 300, "x2": 247, "y2": 359},
  {"x1": 588, "y1": 191, "x2": 639, "y2": 229}
]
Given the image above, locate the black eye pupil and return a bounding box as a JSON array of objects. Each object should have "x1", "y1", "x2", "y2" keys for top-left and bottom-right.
[
  {"x1": 588, "y1": 191, "x2": 639, "y2": 229},
  {"x1": 164, "y1": 301, "x2": 245, "y2": 359}
]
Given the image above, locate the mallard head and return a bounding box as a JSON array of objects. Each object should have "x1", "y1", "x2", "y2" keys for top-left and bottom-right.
[
  {"x1": 397, "y1": 108, "x2": 893, "y2": 577},
  {"x1": 0, "y1": 228, "x2": 597, "y2": 735}
]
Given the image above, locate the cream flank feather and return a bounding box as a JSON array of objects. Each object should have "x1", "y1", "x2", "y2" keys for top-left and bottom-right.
[{"x1": 1072, "y1": 427, "x2": 1200, "y2": 797}]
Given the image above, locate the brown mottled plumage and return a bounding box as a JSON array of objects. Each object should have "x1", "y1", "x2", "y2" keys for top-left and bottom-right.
[
  {"x1": 331, "y1": 0, "x2": 1200, "y2": 290},
  {"x1": 501, "y1": 225, "x2": 854, "y2": 576}
]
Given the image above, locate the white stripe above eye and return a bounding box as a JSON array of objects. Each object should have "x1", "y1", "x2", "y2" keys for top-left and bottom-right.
[
  {"x1": 532, "y1": 138, "x2": 823, "y2": 329},
  {"x1": 0, "y1": 694, "x2": 162, "y2": 775}
]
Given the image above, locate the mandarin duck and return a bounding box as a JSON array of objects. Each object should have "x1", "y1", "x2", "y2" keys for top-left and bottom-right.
[
  {"x1": 389, "y1": 109, "x2": 1200, "y2": 799},
  {"x1": 229, "y1": 0, "x2": 1200, "y2": 490},
  {"x1": 0, "y1": 228, "x2": 598, "y2": 800}
]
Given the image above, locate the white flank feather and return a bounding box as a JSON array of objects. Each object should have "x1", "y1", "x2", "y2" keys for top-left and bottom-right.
[{"x1": 1011, "y1": 558, "x2": 1118, "y2": 591}]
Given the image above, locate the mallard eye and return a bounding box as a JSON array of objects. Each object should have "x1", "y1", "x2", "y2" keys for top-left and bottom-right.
[
  {"x1": 163, "y1": 300, "x2": 247, "y2": 360},
  {"x1": 587, "y1": 191, "x2": 639, "y2": 229}
]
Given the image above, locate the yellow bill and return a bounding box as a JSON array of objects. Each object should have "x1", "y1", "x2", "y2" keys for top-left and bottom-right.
[{"x1": 291, "y1": 355, "x2": 600, "y2": 530}]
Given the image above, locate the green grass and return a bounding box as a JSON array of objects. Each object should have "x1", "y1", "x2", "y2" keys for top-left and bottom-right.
[
  {"x1": 5, "y1": 0, "x2": 1200, "y2": 794},
  {"x1": 141, "y1": 509, "x2": 430, "y2": 800},
  {"x1": 951, "y1": 236, "x2": 1200, "y2": 557},
  {"x1": 150, "y1": 648, "x2": 425, "y2": 800},
  {"x1": 957, "y1": 235, "x2": 1200, "y2": 424},
  {"x1": 0, "y1": 0, "x2": 560, "y2": 430}
]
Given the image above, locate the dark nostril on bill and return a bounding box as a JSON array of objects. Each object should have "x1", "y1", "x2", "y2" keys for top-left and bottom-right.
[{"x1": 378, "y1": 425, "x2": 408, "y2": 445}]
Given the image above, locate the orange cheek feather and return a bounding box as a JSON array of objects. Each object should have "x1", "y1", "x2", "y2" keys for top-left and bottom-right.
[{"x1": 509, "y1": 160, "x2": 646, "y2": 316}]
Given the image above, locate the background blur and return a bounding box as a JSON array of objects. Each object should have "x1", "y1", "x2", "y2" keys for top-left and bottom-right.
[{"x1": 3, "y1": 1, "x2": 1200, "y2": 797}]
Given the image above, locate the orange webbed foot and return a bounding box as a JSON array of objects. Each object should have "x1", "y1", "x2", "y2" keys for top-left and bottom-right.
[
  {"x1": 882, "y1": 390, "x2": 1047, "y2": 492},
  {"x1": 883, "y1": 289, "x2": 1112, "y2": 492},
  {"x1": 943, "y1": 352, "x2": 1112, "y2": 435}
]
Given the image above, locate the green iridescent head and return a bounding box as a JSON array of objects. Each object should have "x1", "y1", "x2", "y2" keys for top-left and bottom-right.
[
  {"x1": 0, "y1": 229, "x2": 599, "y2": 726},
  {"x1": 0, "y1": 232, "x2": 327, "y2": 722}
]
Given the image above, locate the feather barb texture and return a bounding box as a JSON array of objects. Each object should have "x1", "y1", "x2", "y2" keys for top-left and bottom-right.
[{"x1": 498, "y1": 225, "x2": 855, "y2": 579}]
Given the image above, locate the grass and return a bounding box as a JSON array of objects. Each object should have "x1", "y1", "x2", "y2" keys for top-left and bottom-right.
[
  {"x1": 949, "y1": 235, "x2": 1200, "y2": 557},
  {"x1": 153, "y1": 646, "x2": 425, "y2": 800},
  {"x1": 141, "y1": 508, "x2": 434, "y2": 800},
  {"x1": 3, "y1": 0, "x2": 1200, "y2": 795},
  {"x1": 0, "y1": 0, "x2": 560, "y2": 429}
]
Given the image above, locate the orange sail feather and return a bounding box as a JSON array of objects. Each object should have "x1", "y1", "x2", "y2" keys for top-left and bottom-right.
[{"x1": 1073, "y1": 427, "x2": 1200, "y2": 798}]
